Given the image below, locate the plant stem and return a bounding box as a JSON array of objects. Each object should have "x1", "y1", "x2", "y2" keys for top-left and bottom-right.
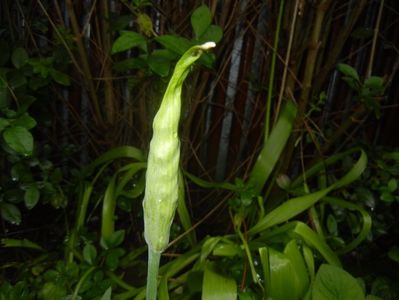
[
  {"x1": 71, "y1": 266, "x2": 96, "y2": 300},
  {"x1": 146, "y1": 249, "x2": 161, "y2": 300}
]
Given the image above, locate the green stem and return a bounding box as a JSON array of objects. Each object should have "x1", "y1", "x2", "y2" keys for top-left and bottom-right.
[
  {"x1": 71, "y1": 266, "x2": 96, "y2": 300},
  {"x1": 106, "y1": 271, "x2": 137, "y2": 291},
  {"x1": 146, "y1": 249, "x2": 161, "y2": 300}
]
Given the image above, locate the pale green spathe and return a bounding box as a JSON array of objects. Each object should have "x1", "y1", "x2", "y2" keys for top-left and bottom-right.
[{"x1": 143, "y1": 42, "x2": 215, "y2": 253}]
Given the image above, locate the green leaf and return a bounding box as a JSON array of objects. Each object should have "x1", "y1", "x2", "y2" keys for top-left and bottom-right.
[
  {"x1": 364, "y1": 76, "x2": 384, "y2": 90},
  {"x1": 49, "y1": 69, "x2": 71, "y2": 86},
  {"x1": 40, "y1": 282, "x2": 67, "y2": 300},
  {"x1": 113, "y1": 57, "x2": 147, "y2": 72},
  {"x1": 1, "y1": 238, "x2": 45, "y2": 251},
  {"x1": 83, "y1": 146, "x2": 145, "y2": 176},
  {"x1": 312, "y1": 264, "x2": 365, "y2": 300},
  {"x1": 337, "y1": 63, "x2": 360, "y2": 82},
  {"x1": 8, "y1": 70, "x2": 27, "y2": 89},
  {"x1": 198, "y1": 25, "x2": 223, "y2": 44},
  {"x1": 111, "y1": 31, "x2": 146, "y2": 54},
  {"x1": 105, "y1": 248, "x2": 125, "y2": 271},
  {"x1": 13, "y1": 114, "x2": 37, "y2": 130},
  {"x1": 11, "y1": 48, "x2": 29, "y2": 68},
  {"x1": 387, "y1": 178, "x2": 397, "y2": 192},
  {"x1": 293, "y1": 222, "x2": 341, "y2": 267},
  {"x1": 83, "y1": 243, "x2": 97, "y2": 265},
  {"x1": 184, "y1": 171, "x2": 237, "y2": 191},
  {"x1": 106, "y1": 230, "x2": 126, "y2": 249},
  {"x1": 147, "y1": 50, "x2": 174, "y2": 77},
  {"x1": 202, "y1": 263, "x2": 237, "y2": 300},
  {"x1": 250, "y1": 150, "x2": 367, "y2": 234},
  {"x1": 326, "y1": 214, "x2": 338, "y2": 235},
  {"x1": 247, "y1": 101, "x2": 297, "y2": 195},
  {"x1": 155, "y1": 35, "x2": 193, "y2": 56},
  {"x1": 323, "y1": 197, "x2": 372, "y2": 255},
  {"x1": 191, "y1": 5, "x2": 212, "y2": 38},
  {"x1": 100, "y1": 287, "x2": 112, "y2": 300},
  {"x1": 24, "y1": 184, "x2": 40, "y2": 209},
  {"x1": 3, "y1": 126, "x2": 34, "y2": 156},
  {"x1": 0, "y1": 203, "x2": 21, "y2": 225},
  {"x1": 284, "y1": 240, "x2": 310, "y2": 297},
  {"x1": 0, "y1": 118, "x2": 10, "y2": 132}
]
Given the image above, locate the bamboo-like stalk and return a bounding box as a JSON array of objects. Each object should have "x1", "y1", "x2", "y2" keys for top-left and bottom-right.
[
  {"x1": 366, "y1": 0, "x2": 385, "y2": 78},
  {"x1": 100, "y1": 0, "x2": 116, "y2": 124},
  {"x1": 65, "y1": 0, "x2": 103, "y2": 125},
  {"x1": 264, "y1": 0, "x2": 285, "y2": 143}
]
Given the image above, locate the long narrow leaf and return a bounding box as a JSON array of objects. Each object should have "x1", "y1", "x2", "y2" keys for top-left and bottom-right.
[
  {"x1": 249, "y1": 150, "x2": 367, "y2": 234},
  {"x1": 184, "y1": 171, "x2": 237, "y2": 191},
  {"x1": 176, "y1": 170, "x2": 197, "y2": 247},
  {"x1": 247, "y1": 101, "x2": 297, "y2": 195},
  {"x1": 323, "y1": 196, "x2": 372, "y2": 255},
  {"x1": 292, "y1": 222, "x2": 341, "y2": 267},
  {"x1": 83, "y1": 146, "x2": 145, "y2": 176}
]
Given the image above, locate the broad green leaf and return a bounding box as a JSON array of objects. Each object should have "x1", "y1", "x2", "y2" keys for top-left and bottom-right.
[
  {"x1": 191, "y1": 5, "x2": 212, "y2": 38},
  {"x1": 41, "y1": 282, "x2": 67, "y2": 300},
  {"x1": 147, "y1": 50, "x2": 174, "y2": 77},
  {"x1": 202, "y1": 263, "x2": 237, "y2": 300},
  {"x1": 312, "y1": 264, "x2": 365, "y2": 300},
  {"x1": 387, "y1": 178, "x2": 397, "y2": 192},
  {"x1": 337, "y1": 63, "x2": 360, "y2": 82},
  {"x1": 11, "y1": 48, "x2": 29, "y2": 68},
  {"x1": 49, "y1": 69, "x2": 70, "y2": 86},
  {"x1": 212, "y1": 241, "x2": 242, "y2": 257},
  {"x1": 1, "y1": 238, "x2": 45, "y2": 251},
  {"x1": 0, "y1": 203, "x2": 21, "y2": 225},
  {"x1": 111, "y1": 31, "x2": 146, "y2": 54},
  {"x1": 13, "y1": 114, "x2": 37, "y2": 129},
  {"x1": 83, "y1": 243, "x2": 97, "y2": 265},
  {"x1": 24, "y1": 184, "x2": 40, "y2": 209},
  {"x1": 0, "y1": 118, "x2": 10, "y2": 132},
  {"x1": 113, "y1": 57, "x2": 147, "y2": 72},
  {"x1": 198, "y1": 25, "x2": 223, "y2": 44},
  {"x1": 284, "y1": 240, "x2": 310, "y2": 297},
  {"x1": 364, "y1": 76, "x2": 384, "y2": 90},
  {"x1": 105, "y1": 248, "x2": 125, "y2": 271},
  {"x1": 264, "y1": 247, "x2": 300, "y2": 300},
  {"x1": 247, "y1": 101, "x2": 297, "y2": 195},
  {"x1": 3, "y1": 126, "x2": 34, "y2": 156},
  {"x1": 155, "y1": 35, "x2": 193, "y2": 56}
]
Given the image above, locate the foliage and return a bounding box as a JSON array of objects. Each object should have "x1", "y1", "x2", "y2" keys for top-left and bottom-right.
[
  {"x1": 0, "y1": 42, "x2": 68, "y2": 225},
  {"x1": 0, "y1": 1, "x2": 398, "y2": 299}
]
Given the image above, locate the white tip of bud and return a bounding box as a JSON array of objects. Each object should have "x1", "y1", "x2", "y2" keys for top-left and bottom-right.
[{"x1": 201, "y1": 41, "x2": 216, "y2": 50}]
